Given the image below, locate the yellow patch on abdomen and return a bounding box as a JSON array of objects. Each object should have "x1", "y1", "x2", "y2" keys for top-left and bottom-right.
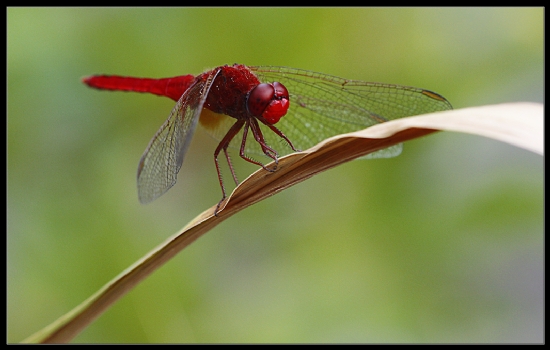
[{"x1": 199, "y1": 108, "x2": 232, "y2": 132}]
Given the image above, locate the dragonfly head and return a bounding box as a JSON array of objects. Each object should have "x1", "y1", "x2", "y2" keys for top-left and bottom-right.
[{"x1": 247, "y1": 82, "x2": 290, "y2": 124}]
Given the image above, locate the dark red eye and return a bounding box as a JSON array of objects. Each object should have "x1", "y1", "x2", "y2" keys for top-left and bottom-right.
[
  {"x1": 247, "y1": 82, "x2": 290, "y2": 124},
  {"x1": 272, "y1": 82, "x2": 289, "y2": 100},
  {"x1": 247, "y1": 83, "x2": 275, "y2": 117}
]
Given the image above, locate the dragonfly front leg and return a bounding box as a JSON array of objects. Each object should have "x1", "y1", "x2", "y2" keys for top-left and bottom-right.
[{"x1": 238, "y1": 120, "x2": 278, "y2": 172}]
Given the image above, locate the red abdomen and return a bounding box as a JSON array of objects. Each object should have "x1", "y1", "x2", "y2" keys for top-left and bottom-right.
[{"x1": 82, "y1": 75, "x2": 196, "y2": 102}]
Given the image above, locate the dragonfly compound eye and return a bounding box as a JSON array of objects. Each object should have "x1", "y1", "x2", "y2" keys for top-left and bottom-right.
[
  {"x1": 247, "y1": 83, "x2": 275, "y2": 117},
  {"x1": 247, "y1": 82, "x2": 290, "y2": 124}
]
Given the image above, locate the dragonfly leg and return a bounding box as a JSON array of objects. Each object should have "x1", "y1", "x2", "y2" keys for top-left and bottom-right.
[
  {"x1": 264, "y1": 122, "x2": 300, "y2": 152},
  {"x1": 249, "y1": 119, "x2": 279, "y2": 169},
  {"x1": 222, "y1": 145, "x2": 239, "y2": 186},
  {"x1": 238, "y1": 120, "x2": 278, "y2": 172},
  {"x1": 213, "y1": 119, "x2": 245, "y2": 216}
]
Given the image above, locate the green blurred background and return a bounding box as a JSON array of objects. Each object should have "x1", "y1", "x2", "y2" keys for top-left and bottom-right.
[{"x1": 8, "y1": 8, "x2": 543, "y2": 343}]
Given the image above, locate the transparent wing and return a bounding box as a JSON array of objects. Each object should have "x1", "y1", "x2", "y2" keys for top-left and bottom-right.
[
  {"x1": 202, "y1": 66, "x2": 452, "y2": 162},
  {"x1": 251, "y1": 66, "x2": 452, "y2": 159},
  {"x1": 137, "y1": 70, "x2": 219, "y2": 203}
]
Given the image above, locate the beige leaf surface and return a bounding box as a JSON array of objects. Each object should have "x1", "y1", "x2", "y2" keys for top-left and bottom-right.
[{"x1": 24, "y1": 102, "x2": 543, "y2": 343}]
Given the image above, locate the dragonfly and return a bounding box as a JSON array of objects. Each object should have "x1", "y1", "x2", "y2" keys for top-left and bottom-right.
[{"x1": 83, "y1": 64, "x2": 452, "y2": 212}]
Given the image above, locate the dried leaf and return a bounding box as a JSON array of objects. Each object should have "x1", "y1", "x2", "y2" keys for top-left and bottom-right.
[{"x1": 24, "y1": 102, "x2": 542, "y2": 343}]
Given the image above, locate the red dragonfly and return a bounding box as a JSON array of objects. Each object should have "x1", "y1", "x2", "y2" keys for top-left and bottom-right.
[{"x1": 83, "y1": 64, "x2": 452, "y2": 211}]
